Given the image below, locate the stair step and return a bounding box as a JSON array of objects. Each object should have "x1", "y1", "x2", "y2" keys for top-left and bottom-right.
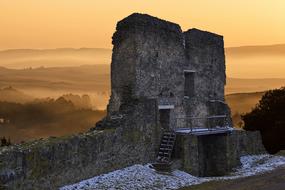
[
  {"x1": 163, "y1": 136, "x2": 175, "y2": 139},
  {"x1": 159, "y1": 148, "x2": 172, "y2": 151},
  {"x1": 159, "y1": 152, "x2": 170, "y2": 155},
  {"x1": 156, "y1": 157, "x2": 170, "y2": 162},
  {"x1": 157, "y1": 155, "x2": 169, "y2": 158},
  {"x1": 162, "y1": 137, "x2": 175, "y2": 140},
  {"x1": 163, "y1": 132, "x2": 173, "y2": 135},
  {"x1": 152, "y1": 162, "x2": 171, "y2": 171},
  {"x1": 161, "y1": 142, "x2": 174, "y2": 145},
  {"x1": 159, "y1": 151, "x2": 171, "y2": 155},
  {"x1": 162, "y1": 139, "x2": 175, "y2": 142},
  {"x1": 160, "y1": 144, "x2": 173, "y2": 147},
  {"x1": 163, "y1": 136, "x2": 174, "y2": 138},
  {"x1": 162, "y1": 141, "x2": 174, "y2": 144},
  {"x1": 163, "y1": 134, "x2": 175, "y2": 137},
  {"x1": 161, "y1": 142, "x2": 173, "y2": 145},
  {"x1": 155, "y1": 131, "x2": 176, "y2": 171}
]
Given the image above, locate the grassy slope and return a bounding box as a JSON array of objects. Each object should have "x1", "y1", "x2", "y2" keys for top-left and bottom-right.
[{"x1": 180, "y1": 166, "x2": 285, "y2": 190}]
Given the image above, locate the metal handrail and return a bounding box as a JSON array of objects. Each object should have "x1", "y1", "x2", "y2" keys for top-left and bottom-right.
[
  {"x1": 175, "y1": 115, "x2": 228, "y2": 132},
  {"x1": 209, "y1": 99, "x2": 227, "y2": 104},
  {"x1": 176, "y1": 115, "x2": 227, "y2": 120}
]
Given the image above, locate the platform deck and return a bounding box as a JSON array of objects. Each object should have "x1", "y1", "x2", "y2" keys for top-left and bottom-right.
[{"x1": 175, "y1": 127, "x2": 233, "y2": 136}]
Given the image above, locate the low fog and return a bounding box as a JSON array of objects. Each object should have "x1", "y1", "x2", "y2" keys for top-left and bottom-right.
[{"x1": 0, "y1": 45, "x2": 284, "y2": 143}]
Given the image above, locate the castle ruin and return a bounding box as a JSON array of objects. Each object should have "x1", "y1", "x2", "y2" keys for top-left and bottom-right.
[
  {"x1": 108, "y1": 13, "x2": 230, "y2": 130},
  {"x1": 0, "y1": 13, "x2": 266, "y2": 189},
  {"x1": 101, "y1": 13, "x2": 235, "y2": 174}
]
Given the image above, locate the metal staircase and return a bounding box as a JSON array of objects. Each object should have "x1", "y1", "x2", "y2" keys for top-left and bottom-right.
[{"x1": 152, "y1": 131, "x2": 176, "y2": 171}]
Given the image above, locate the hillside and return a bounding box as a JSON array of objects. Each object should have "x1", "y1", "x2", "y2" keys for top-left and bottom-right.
[
  {"x1": 0, "y1": 99, "x2": 106, "y2": 143},
  {"x1": 226, "y1": 78, "x2": 285, "y2": 94},
  {"x1": 225, "y1": 44, "x2": 285, "y2": 78},
  {"x1": 0, "y1": 65, "x2": 284, "y2": 95},
  {"x1": 0, "y1": 65, "x2": 110, "y2": 109},
  {"x1": 1, "y1": 44, "x2": 285, "y2": 79},
  {"x1": 0, "y1": 65, "x2": 110, "y2": 92},
  {"x1": 226, "y1": 44, "x2": 285, "y2": 57},
  {"x1": 226, "y1": 91, "x2": 265, "y2": 114},
  {"x1": 0, "y1": 48, "x2": 111, "y2": 69},
  {"x1": 0, "y1": 86, "x2": 33, "y2": 103},
  {"x1": 225, "y1": 91, "x2": 265, "y2": 127}
]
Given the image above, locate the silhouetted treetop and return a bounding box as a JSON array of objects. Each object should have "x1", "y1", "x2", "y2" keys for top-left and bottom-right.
[{"x1": 242, "y1": 87, "x2": 285, "y2": 154}]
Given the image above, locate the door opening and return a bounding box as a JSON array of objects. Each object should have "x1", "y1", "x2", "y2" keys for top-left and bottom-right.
[{"x1": 159, "y1": 109, "x2": 170, "y2": 130}]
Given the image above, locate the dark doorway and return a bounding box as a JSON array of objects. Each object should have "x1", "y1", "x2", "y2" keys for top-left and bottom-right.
[{"x1": 159, "y1": 109, "x2": 170, "y2": 130}]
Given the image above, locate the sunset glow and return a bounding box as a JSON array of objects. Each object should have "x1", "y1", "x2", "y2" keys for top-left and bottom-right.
[{"x1": 1, "y1": 0, "x2": 285, "y2": 49}]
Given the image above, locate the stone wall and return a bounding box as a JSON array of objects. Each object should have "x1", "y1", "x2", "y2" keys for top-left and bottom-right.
[
  {"x1": 183, "y1": 29, "x2": 230, "y2": 128},
  {"x1": 108, "y1": 13, "x2": 231, "y2": 131},
  {"x1": 111, "y1": 13, "x2": 185, "y2": 100},
  {"x1": 108, "y1": 13, "x2": 187, "y2": 131},
  {"x1": 174, "y1": 130, "x2": 266, "y2": 177},
  {"x1": 0, "y1": 127, "x2": 266, "y2": 189},
  {"x1": 0, "y1": 99, "x2": 161, "y2": 189}
]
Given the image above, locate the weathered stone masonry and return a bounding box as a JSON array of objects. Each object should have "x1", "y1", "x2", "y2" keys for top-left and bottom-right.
[
  {"x1": 108, "y1": 14, "x2": 230, "y2": 129},
  {"x1": 0, "y1": 99, "x2": 160, "y2": 189},
  {"x1": 0, "y1": 13, "x2": 266, "y2": 189}
]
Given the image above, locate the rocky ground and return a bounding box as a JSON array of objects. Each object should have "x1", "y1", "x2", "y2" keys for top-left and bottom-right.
[{"x1": 60, "y1": 155, "x2": 285, "y2": 190}]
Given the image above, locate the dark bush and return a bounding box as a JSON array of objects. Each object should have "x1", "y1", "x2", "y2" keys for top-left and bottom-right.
[
  {"x1": 242, "y1": 87, "x2": 285, "y2": 154},
  {"x1": 0, "y1": 137, "x2": 11, "y2": 147}
]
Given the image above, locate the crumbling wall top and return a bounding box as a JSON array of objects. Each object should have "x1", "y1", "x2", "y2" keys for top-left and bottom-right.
[
  {"x1": 112, "y1": 13, "x2": 183, "y2": 45},
  {"x1": 184, "y1": 28, "x2": 224, "y2": 48},
  {"x1": 116, "y1": 13, "x2": 182, "y2": 33}
]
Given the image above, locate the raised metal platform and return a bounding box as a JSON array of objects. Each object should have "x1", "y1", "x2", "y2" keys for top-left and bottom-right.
[{"x1": 175, "y1": 126, "x2": 234, "y2": 136}]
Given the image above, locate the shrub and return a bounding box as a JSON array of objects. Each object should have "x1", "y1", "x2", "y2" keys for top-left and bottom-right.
[{"x1": 242, "y1": 87, "x2": 285, "y2": 154}]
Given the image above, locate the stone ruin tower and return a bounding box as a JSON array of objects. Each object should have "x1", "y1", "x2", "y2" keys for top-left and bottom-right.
[
  {"x1": 97, "y1": 13, "x2": 239, "y2": 176},
  {"x1": 107, "y1": 13, "x2": 231, "y2": 131}
]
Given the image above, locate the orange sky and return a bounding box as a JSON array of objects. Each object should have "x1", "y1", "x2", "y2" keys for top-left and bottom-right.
[{"x1": 0, "y1": 0, "x2": 285, "y2": 49}]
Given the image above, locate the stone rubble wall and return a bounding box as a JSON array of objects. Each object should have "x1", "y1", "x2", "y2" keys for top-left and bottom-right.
[
  {"x1": 183, "y1": 29, "x2": 230, "y2": 128},
  {"x1": 109, "y1": 13, "x2": 187, "y2": 130},
  {"x1": 0, "y1": 99, "x2": 160, "y2": 190},
  {"x1": 108, "y1": 13, "x2": 230, "y2": 131},
  {"x1": 175, "y1": 130, "x2": 266, "y2": 177}
]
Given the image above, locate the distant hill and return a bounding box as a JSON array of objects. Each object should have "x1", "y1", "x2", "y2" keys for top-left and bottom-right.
[
  {"x1": 1, "y1": 44, "x2": 285, "y2": 78},
  {"x1": 226, "y1": 44, "x2": 285, "y2": 57},
  {"x1": 0, "y1": 98, "x2": 106, "y2": 143},
  {"x1": 226, "y1": 91, "x2": 265, "y2": 114},
  {"x1": 225, "y1": 44, "x2": 285, "y2": 78},
  {"x1": 226, "y1": 78, "x2": 285, "y2": 94},
  {"x1": 0, "y1": 63, "x2": 284, "y2": 97},
  {"x1": 225, "y1": 91, "x2": 265, "y2": 128},
  {"x1": 0, "y1": 48, "x2": 112, "y2": 69},
  {"x1": 61, "y1": 94, "x2": 93, "y2": 109},
  {"x1": 0, "y1": 65, "x2": 110, "y2": 93},
  {"x1": 0, "y1": 65, "x2": 110, "y2": 109},
  {"x1": 0, "y1": 86, "x2": 33, "y2": 103}
]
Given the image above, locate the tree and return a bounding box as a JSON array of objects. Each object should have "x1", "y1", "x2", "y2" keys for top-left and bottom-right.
[
  {"x1": 0, "y1": 137, "x2": 11, "y2": 147},
  {"x1": 242, "y1": 87, "x2": 285, "y2": 154}
]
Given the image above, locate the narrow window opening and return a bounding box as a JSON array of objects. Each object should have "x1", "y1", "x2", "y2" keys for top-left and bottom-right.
[{"x1": 184, "y1": 71, "x2": 195, "y2": 98}]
